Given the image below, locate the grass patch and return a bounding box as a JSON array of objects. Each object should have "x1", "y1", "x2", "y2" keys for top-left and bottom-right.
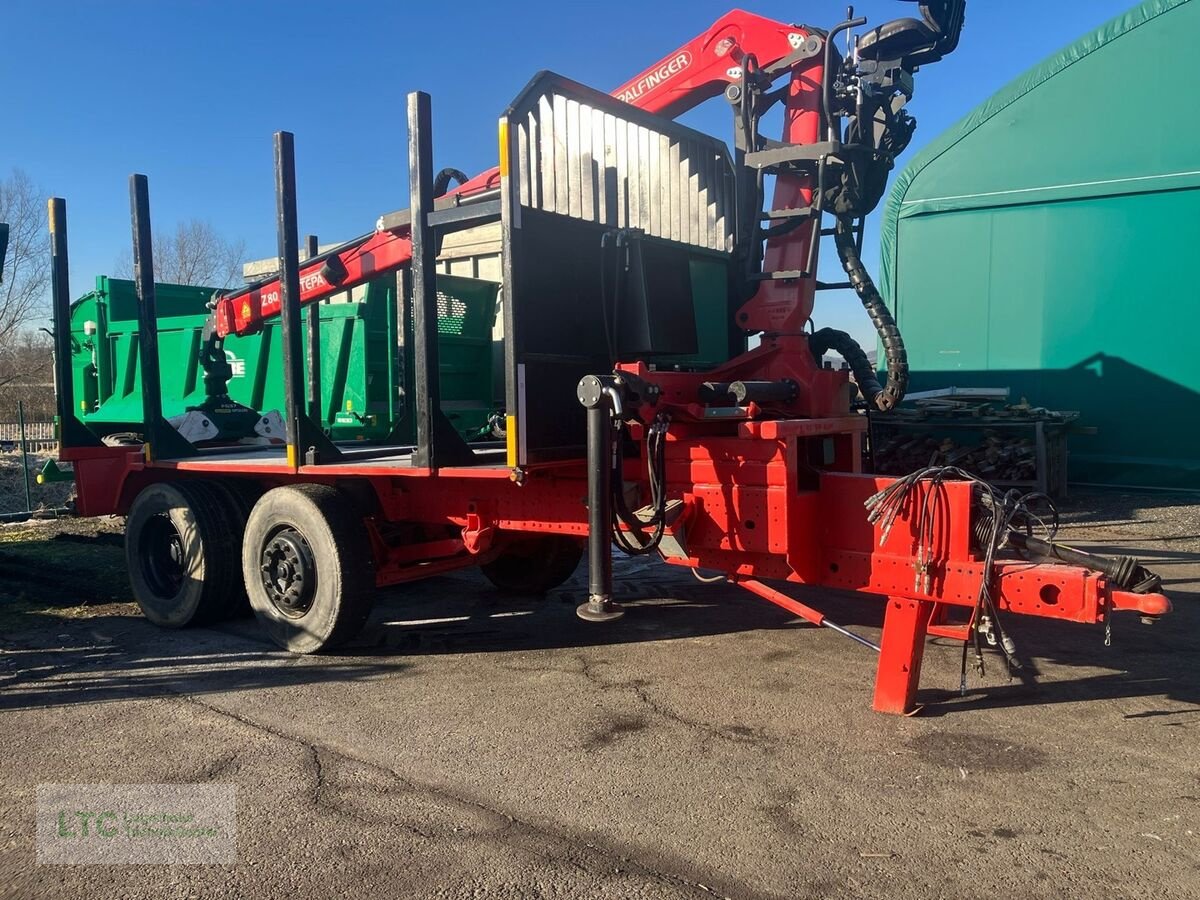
[{"x1": 0, "y1": 526, "x2": 133, "y2": 632}]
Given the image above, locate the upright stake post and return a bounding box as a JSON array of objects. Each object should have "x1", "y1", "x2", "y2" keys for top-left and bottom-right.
[
  {"x1": 304, "y1": 234, "x2": 322, "y2": 424},
  {"x1": 274, "y1": 132, "x2": 305, "y2": 470},
  {"x1": 47, "y1": 199, "x2": 99, "y2": 449},
  {"x1": 47, "y1": 200, "x2": 75, "y2": 435},
  {"x1": 129, "y1": 175, "x2": 191, "y2": 459},
  {"x1": 405, "y1": 92, "x2": 473, "y2": 468},
  {"x1": 408, "y1": 91, "x2": 441, "y2": 469}
]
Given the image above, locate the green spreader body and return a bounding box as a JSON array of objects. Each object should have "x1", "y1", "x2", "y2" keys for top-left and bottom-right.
[{"x1": 68, "y1": 273, "x2": 500, "y2": 443}]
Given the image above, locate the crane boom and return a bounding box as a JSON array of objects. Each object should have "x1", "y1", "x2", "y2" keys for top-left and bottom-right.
[{"x1": 214, "y1": 10, "x2": 816, "y2": 338}]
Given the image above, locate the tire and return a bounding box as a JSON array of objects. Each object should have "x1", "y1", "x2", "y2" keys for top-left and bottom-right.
[
  {"x1": 480, "y1": 534, "x2": 584, "y2": 594},
  {"x1": 242, "y1": 484, "x2": 375, "y2": 653},
  {"x1": 125, "y1": 481, "x2": 242, "y2": 628},
  {"x1": 210, "y1": 479, "x2": 261, "y2": 524},
  {"x1": 208, "y1": 480, "x2": 263, "y2": 617}
]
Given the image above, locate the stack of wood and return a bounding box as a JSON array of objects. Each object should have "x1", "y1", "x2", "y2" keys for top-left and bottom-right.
[
  {"x1": 874, "y1": 431, "x2": 1040, "y2": 482},
  {"x1": 870, "y1": 390, "x2": 1080, "y2": 488}
]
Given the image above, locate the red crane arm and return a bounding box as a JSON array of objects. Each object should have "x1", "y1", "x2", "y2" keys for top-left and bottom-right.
[{"x1": 214, "y1": 10, "x2": 819, "y2": 338}]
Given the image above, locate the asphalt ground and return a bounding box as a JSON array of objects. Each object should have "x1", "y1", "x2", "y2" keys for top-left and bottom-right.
[{"x1": 0, "y1": 490, "x2": 1197, "y2": 899}]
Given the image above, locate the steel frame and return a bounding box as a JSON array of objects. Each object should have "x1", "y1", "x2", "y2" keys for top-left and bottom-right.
[{"x1": 59, "y1": 423, "x2": 1171, "y2": 716}]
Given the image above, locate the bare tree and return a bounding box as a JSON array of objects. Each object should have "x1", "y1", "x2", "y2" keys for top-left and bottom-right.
[
  {"x1": 116, "y1": 219, "x2": 247, "y2": 289},
  {"x1": 0, "y1": 330, "x2": 52, "y2": 391},
  {"x1": 0, "y1": 170, "x2": 50, "y2": 337},
  {"x1": 0, "y1": 170, "x2": 53, "y2": 391}
]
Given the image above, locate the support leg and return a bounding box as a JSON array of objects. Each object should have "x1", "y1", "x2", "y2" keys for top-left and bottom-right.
[
  {"x1": 872, "y1": 596, "x2": 934, "y2": 715},
  {"x1": 576, "y1": 375, "x2": 623, "y2": 623}
]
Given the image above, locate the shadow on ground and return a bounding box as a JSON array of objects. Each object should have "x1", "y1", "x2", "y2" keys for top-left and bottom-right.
[{"x1": 1, "y1": 510, "x2": 1197, "y2": 719}]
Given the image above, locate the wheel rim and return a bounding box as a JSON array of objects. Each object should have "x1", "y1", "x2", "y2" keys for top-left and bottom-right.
[
  {"x1": 140, "y1": 513, "x2": 186, "y2": 598},
  {"x1": 260, "y1": 527, "x2": 317, "y2": 618}
]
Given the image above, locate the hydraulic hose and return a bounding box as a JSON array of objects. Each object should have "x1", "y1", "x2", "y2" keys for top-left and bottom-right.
[
  {"x1": 971, "y1": 514, "x2": 1164, "y2": 595},
  {"x1": 809, "y1": 327, "x2": 882, "y2": 407},
  {"x1": 834, "y1": 217, "x2": 907, "y2": 411},
  {"x1": 611, "y1": 414, "x2": 670, "y2": 556},
  {"x1": 432, "y1": 167, "x2": 469, "y2": 198}
]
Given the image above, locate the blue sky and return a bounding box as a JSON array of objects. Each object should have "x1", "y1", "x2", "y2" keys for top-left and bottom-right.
[{"x1": 2, "y1": 0, "x2": 1138, "y2": 343}]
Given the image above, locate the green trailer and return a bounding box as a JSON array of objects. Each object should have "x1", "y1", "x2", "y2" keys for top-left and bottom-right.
[
  {"x1": 880, "y1": 0, "x2": 1200, "y2": 490},
  {"x1": 70, "y1": 273, "x2": 500, "y2": 443}
]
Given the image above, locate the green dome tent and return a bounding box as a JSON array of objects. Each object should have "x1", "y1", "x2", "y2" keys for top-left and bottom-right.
[{"x1": 880, "y1": 0, "x2": 1199, "y2": 489}]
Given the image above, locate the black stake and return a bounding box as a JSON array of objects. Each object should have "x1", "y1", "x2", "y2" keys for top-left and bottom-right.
[
  {"x1": 274, "y1": 133, "x2": 305, "y2": 469},
  {"x1": 46, "y1": 200, "x2": 100, "y2": 449},
  {"x1": 408, "y1": 92, "x2": 440, "y2": 468},
  {"x1": 273, "y1": 134, "x2": 340, "y2": 466},
  {"x1": 129, "y1": 176, "x2": 192, "y2": 458}
]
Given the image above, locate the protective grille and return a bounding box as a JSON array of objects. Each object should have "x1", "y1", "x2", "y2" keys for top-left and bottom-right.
[
  {"x1": 510, "y1": 83, "x2": 736, "y2": 253},
  {"x1": 435, "y1": 291, "x2": 468, "y2": 335}
]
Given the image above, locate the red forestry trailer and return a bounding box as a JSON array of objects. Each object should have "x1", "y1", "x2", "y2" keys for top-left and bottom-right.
[{"x1": 49, "y1": 3, "x2": 1169, "y2": 714}]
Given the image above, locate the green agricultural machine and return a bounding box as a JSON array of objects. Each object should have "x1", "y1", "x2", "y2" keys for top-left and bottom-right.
[{"x1": 68, "y1": 273, "x2": 501, "y2": 443}]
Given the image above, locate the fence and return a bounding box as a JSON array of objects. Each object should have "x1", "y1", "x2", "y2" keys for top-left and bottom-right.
[
  {"x1": 0, "y1": 402, "x2": 67, "y2": 521},
  {"x1": 0, "y1": 417, "x2": 56, "y2": 452}
]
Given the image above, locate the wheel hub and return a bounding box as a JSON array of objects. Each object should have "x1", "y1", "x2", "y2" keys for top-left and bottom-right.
[
  {"x1": 140, "y1": 514, "x2": 186, "y2": 598},
  {"x1": 260, "y1": 529, "x2": 316, "y2": 617}
]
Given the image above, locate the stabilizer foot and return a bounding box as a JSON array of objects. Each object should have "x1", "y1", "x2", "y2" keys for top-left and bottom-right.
[
  {"x1": 576, "y1": 597, "x2": 625, "y2": 623},
  {"x1": 872, "y1": 596, "x2": 934, "y2": 715}
]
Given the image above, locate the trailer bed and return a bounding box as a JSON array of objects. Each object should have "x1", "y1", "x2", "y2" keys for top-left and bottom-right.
[{"x1": 147, "y1": 443, "x2": 511, "y2": 476}]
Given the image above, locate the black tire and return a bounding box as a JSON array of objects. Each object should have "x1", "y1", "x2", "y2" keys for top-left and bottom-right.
[
  {"x1": 242, "y1": 484, "x2": 375, "y2": 653},
  {"x1": 210, "y1": 479, "x2": 261, "y2": 523},
  {"x1": 125, "y1": 481, "x2": 242, "y2": 628},
  {"x1": 207, "y1": 480, "x2": 263, "y2": 617},
  {"x1": 480, "y1": 534, "x2": 584, "y2": 594}
]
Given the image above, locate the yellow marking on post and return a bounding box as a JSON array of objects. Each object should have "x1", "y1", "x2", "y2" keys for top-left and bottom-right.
[
  {"x1": 506, "y1": 414, "x2": 518, "y2": 468},
  {"x1": 498, "y1": 120, "x2": 510, "y2": 178},
  {"x1": 143, "y1": 443, "x2": 152, "y2": 462},
  {"x1": 79, "y1": 400, "x2": 86, "y2": 411},
  {"x1": 346, "y1": 400, "x2": 353, "y2": 412},
  {"x1": 286, "y1": 444, "x2": 298, "y2": 469},
  {"x1": 47, "y1": 199, "x2": 56, "y2": 233}
]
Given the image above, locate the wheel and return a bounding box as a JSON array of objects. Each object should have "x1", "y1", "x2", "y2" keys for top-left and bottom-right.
[
  {"x1": 210, "y1": 478, "x2": 261, "y2": 523},
  {"x1": 208, "y1": 480, "x2": 263, "y2": 617},
  {"x1": 125, "y1": 481, "x2": 242, "y2": 628},
  {"x1": 480, "y1": 534, "x2": 584, "y2": 594},
  {"x1": 242, "y1": 484, "x2": 375, "y2": 653}
]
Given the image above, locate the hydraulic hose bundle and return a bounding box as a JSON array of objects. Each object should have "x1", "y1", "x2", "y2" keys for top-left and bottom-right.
[
  {"x1": 866, "y1": 466, "x2": 1165, "y2": 688},
  {"x1": 809, "y1": 326, "x2": 883, "y2": 404},
  {"x1": 865, "y1": 467, "x2": 1056, "y2": 688},
  {"x1": 833, "y1": 217, "x2": 908, "y2": 412},
  {"x1": 610, "y1": 413, "x2": 671, "y2": 556}
]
